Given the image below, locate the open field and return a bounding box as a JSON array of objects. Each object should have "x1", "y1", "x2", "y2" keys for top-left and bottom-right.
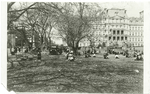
[{"x1": 7, "y1": 54, "x2": 143, "y2": 93}]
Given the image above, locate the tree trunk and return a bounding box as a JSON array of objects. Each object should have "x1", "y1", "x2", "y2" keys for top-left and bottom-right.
[
  {"x1": 73, "y1": 40, "x2": 79, "y2": 56},
  {"x1": 72, "y1": 47, "x2": 77, "y2": 56}
]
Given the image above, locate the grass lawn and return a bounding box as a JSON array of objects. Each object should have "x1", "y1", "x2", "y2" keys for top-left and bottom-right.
[{"x1": 7, "y1": 54, "x2": 143, "y2": 93}]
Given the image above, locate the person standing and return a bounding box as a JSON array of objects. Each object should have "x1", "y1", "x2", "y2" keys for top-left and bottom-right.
[
  {"x1": 103, "y1": 51, "x2": 108, "y2": 59},
  {"x1": 18, "y1": 47, "x2": 21, "y2": 52},
  {"x1": 37, "y1": 48, "x2": 41, "y2": 60}
]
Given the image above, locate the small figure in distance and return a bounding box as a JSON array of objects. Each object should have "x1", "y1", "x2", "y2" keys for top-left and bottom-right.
[
  {"x1": 92, "y1": 49, "x2": 96, "y2": 57},
  {"x1": 103, "y1": 51, "x2": 109, "y2": 59},
  {"x1": 85, "y1": 51, "x2": 88, "y2": 58},
  {"x1": 115, "y1": 53, "x2": 119, "y2": 59},
  {"x1": 93, "y1": 53, "x2": 96, "y2": 57},
  {"x1": 135, "y1": 52, "x2": 143, "y2": 61},
  {"x1": 85, "y1": 49, "x2": 91, "y2": 58},
  {"x1": 67, "y1": 51, "x2": 75, "y2": 61},
  {"x1": 66, "y1": 49, "x2": 70, "y2": 59},
  {"x1": 37, "y1": 48, "x2": 41, "y2": 60}
]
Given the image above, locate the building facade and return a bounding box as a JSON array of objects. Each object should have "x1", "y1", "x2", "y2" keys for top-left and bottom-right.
[
  {"x1": 105, "y1": 8, "x2": 129, "y2": 47},
  {"x1": 79, "y1": 8, "x2": 144, "y2": 50}
]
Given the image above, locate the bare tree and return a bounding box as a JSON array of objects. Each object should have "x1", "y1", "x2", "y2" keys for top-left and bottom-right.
[
  {"x1": 7, "y1": 2, "x2": 37, "y2": 29},
  {"x1": 16, "y1": 2, "x2": 58, "y2": 49},
  {"x1": 7, "y1": 2, "x2": 104, "y2": 54},
  {"x1": 53, "y1": 2, "x2": 103, "y2": 54}
]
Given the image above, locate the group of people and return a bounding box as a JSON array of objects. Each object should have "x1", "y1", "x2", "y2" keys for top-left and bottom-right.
[
  {"x1": 11, "y1": 46, "x2": 30, "y2": 55},
  {"x1": 65, "y1": 48, "x2": 98, "y2": 61},
  {"x1": 85, "y1": 49, "x2": 97, "y2": 58},
  {"x1": 10, "y1": 46, "x2": 22, "y2": 55},
  {"x1": 103, "y1": 50, "x2": 143, "y2": 60},
  {"x1": 10, "y1": 46, "x2": 42, "y2": 60},
  {"x1": 10, "y1": 46, "x2": 143, "y2": 61},
  {"x1": 103, "y1": 51, "x2": 119, "y2": 59}
]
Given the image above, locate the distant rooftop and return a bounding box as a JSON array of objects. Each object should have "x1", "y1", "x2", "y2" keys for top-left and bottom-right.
[
  {"x1": 128, "y1": 17, "x2": 143, "y2": 24},
  {"x1": 106, "y1": 8, "x2": 128, "y2": 18}
]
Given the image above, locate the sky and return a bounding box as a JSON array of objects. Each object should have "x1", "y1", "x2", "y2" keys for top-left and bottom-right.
[
  {"x1": 12, "y1": 2, "x2": 144, "y2": 18},
  {"x1": 99, "y1": 2, "x2": 144, "y2": 17}
]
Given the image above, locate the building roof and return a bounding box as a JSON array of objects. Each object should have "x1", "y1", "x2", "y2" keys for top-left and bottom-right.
[
  {"x1": 128, "y1": 17, "x2": 143, "y2": 25},
  {"x1": 106, "y1": 8, "x2": 128, "y2": 18}
]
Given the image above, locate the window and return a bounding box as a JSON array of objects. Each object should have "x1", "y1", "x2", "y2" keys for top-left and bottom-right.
[
  {"x1": 139, "y1": 32, "x2": 141, "y2": 36},
  {"x1": 138, "y1": 27, "x2": 140, "y2": 30},
  {"x1": 135, "y1": 38, "x2": 137, "y2": 41},
  {"x1": 113, "y1": 30, "x2": 116, "y2": 34},
  {"x1": 115, "y1": 12, "x2": 118, "y2": 14},
  {"x1": 117, "y1": 30, "x2": 120, "y2": 34},
  {"x1": 109, "y1": 37, "x2": 111, "y2": 40},
  {"x1": 121, "y1": 37, "x2": 124, "y2": 41},
  {"x1": 121, "y1": 30, "x2": 124, "y2": 34},
  {"x1": 113, "y1": 36, "x2": 116, "y2": 40},
  {"x1": 117, "y1": 36, "x2": 120, "y2": 40},
  {"x1": 134, "y1": 43, "x2": 136, "y2": 46},
  {"x1": 125, "y1": 37, "x2": 127, "y2": 40}
]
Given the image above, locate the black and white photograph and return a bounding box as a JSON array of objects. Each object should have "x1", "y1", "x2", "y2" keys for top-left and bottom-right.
[{"x1": 1, "y1": 1, "x2": 150, "y2": 94}]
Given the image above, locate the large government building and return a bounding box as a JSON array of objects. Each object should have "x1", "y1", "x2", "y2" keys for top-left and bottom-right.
[{"x1": 79, "y1": 8, "x2": 144, "y2": 50}]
